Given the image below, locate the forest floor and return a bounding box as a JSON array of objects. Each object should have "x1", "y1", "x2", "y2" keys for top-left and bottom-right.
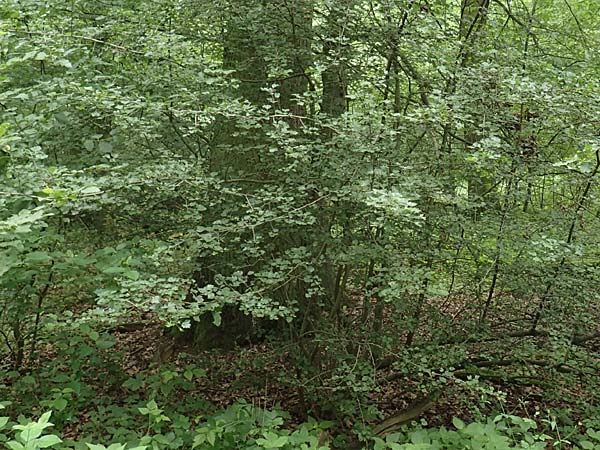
[
  {"x1": 8, "y1": 297, "x2": 598, "y2": 441},
  {"x1": 104, "y1": 317, "x2": 595, "y2": 433}
]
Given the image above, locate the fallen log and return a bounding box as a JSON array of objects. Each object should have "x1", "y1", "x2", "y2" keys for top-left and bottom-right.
[{"x1": 373, "y1": 390, "x2": 441, "y2": 437}]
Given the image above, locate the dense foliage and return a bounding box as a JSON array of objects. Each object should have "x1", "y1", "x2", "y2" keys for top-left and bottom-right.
[{"x1": 1, "y1": 0, "x2": 599, "y2": 448}]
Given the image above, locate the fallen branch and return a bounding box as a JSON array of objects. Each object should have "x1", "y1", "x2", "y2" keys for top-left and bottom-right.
[
  {"x1": 380, "y1": 356, "x2": 594, "y2": 384},
  {"x1": 377, "y1": 326, "x2": 599, "y2": 371},
  {"x1": 373, "y1": 390, "x2": 441, "y2": 437}
]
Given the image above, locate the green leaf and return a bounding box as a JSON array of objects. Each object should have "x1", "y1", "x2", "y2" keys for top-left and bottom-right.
[
  {"x1": 0, "y1": 122, "x2": 9, "y2": 137},
  {"x1": 106, "y1": 444, "x2": 127, "y2": 450},
  {"x1": 206, "y1": 430, "x2": 216, "y2": 446},
  {"x1": 373, "y1": 437, "x2": 386, "y2": 450},
  {"x1": 123, "y1": 270, "x2": 140, "y2": 280},
  {"x1": 83, "y1": 140, "x2": 95, "y2": 151},
  {"x1": 587, "y1": 430, "x2": 600, "y2": 440},
  {"x1": 102, "y1": 266, "x2": 125, "y2": 275},
  {"x1": 98, "y1": 142, "x2": 113, "y2": 154},
  {"x1": 21, "y1": 376, "x2": 37, "y2": 385},
  {"x1": 452, "y1": 417, "x2": 465, "y2": 431},
  {"x1": 36, "y1": 435, "x2": 62, "y2": 448},
  {"x1": 80, "y1": 186, "x2": 101, "y2": 195},
  {"x1": 56, "y1": 59, "x2": 72, "y2": 68},
  {"x1": 257, "y1": 432, "x2": 288, "y2": 448},
  {"x1": 17, "y1": 424, "x2": 44, "y2": 441},
  {"x1": 147, "y1": 400, "x2": 158, "y2": 410},
  {"x1": 192, "y1": 433, "x2": 206, "y2": 448},
  {"x1": 24, "y1": 251, "x2": 52, "y2": 264},
  {"x1": 96, "y1": 339, "x2": 115, "y2": 349},
  {"x1": 6, "y1": 441, "x2": 25, "y2": 450},
  {"x1": 0, "y1": 252, "x2": 18, "y2": 277},
  {"x1": 52, "y1": 398, "x2": 67, "y2": 412},
  {"x1": 86, "y1": 444, "x2": 108, "y2": 450}
]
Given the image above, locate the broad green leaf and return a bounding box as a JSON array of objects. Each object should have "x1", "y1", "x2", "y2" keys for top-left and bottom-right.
[
  {"x1": 37, "y1": 411, "x2": 52, "y2": 425},
  {"x1": 102, "y1": 267, "x2": 125, "y2": 275},
  {"x1": 206, "y1": 430, "x2": 216, "y2": 446},
  {"x1": 25, "y1": 251, "x2": 52, "y2": 264},
  {"x1": 56, "y1": 59, "x2": 72, "y2": 68},
  {"x1": 80, "y1": 186, "x2": 101, "y2": 195},
  {"x1": 52, "y1": 398, "x2": 67, "y2": 412},
  {"x1": 257, "y1": 432, "x2": 288, "y2": 448},
  {"x1": 452, "y1": 417, "x2": 465, "y2": 431},
  {"x1": 83, "y1": 140, "x2": 95, "y2": 151},
  {"x1": 36, "y1": 434, "x2": 62, "y2": 448},
  {"x1": 15, "y1": 424, "x2": 43, "y2": 441},
  {"x1": 106, "y1": 444, "x2": 127, "y2": 450},
  {"x1": 6, "y1": 440, "x2": 26, "y2": 450},
  {"x1": 98, "y1": 142, "x2": 113, "y2": 154},
  {"x1": 123, "y1": 270, "x2": 139, "y2": 280},
  {"x1": 96, "y1": 339, "x2": 115, "y2": 349},
  {"x1": 86, "y1": 444, "x2": 108, "y2": 450}
]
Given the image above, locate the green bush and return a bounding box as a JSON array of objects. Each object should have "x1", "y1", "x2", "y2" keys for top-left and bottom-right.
[{"x1": 3, "y1": 401, "x2": 600, "y2": 450}]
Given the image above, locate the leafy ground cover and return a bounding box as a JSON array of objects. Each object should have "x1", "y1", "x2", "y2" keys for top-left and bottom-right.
[{"x1": 1, "y1": 305, "x2": 599, "y2": 449}]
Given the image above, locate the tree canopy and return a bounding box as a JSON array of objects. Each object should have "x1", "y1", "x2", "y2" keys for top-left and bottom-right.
[{"x1": 1, "y1": 0, "x2": 599, "y2": 449}]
